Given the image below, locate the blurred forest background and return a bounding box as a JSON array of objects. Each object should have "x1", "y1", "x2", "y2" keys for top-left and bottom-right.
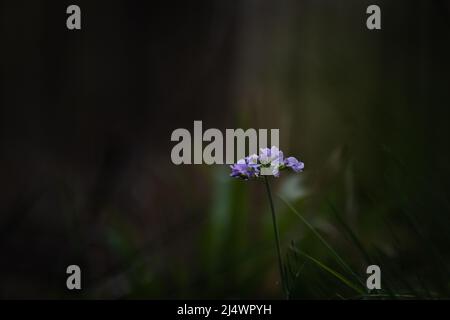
[{"x1": 1, "y1": 0, "x2": 450, "y2": 299}]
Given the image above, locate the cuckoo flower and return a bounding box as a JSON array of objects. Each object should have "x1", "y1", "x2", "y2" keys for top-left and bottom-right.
[
  {"x1": 284, "y1": 156, "x2": 304, "y2": 173},
  {"x1": 230, "y1": 154, "x2": 260, "y2": 180},
  {"x1": 229, "y1": 146, "x2": 304, "y2": 298},
  {"x1": 230, "y1": 146, "x2": 304, "y2": 179},
  {"x1": 259, "y1": 146, "x2": 284, "y2": 165},
  {"x1": 259, "y1": 146, "x2": 284, "y2": 177}
]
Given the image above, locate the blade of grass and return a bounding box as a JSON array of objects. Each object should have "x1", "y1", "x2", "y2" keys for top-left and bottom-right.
[
  {"x1": 328, "y1": 201, "x2": 397, "y2": 299},
  {"x1": 290, "y1": 247, "x2": 364, "y2": 295},
  {"x1": 279, "y1": 195, "x2": 364, "y2": 288},
  {"x1": 350, "y1": 293, "x2": 417, "y2": 299},
  {"x1": 328, "y1": 201, "x2": 373, "y2": 265}
]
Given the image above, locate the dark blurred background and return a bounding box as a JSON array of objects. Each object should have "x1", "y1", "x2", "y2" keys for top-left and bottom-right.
[{"x1": 1, "y1": 0, "x2": 450, "y2": 299}]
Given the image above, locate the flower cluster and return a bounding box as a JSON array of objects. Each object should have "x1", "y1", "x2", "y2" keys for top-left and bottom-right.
[{"x1": 230, "y1": 146, "x2": 304, "y2": 180}]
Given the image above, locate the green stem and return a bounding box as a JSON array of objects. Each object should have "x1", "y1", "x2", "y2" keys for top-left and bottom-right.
[{"x1": 263, "y1": 176, "x2": 287, "y2": 298}]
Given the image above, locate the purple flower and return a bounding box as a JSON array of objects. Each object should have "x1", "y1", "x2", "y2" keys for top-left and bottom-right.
[
  {"x1": 229, "y1": 146, "x2": 304, "y2": 179},
  {"x1": 284, "y1": 157, "x2": 304, "y2": 173},
  {"x1": 259, "y1": 146, "x2": 284, "y2": 177},
  {"x1": 230, "y1": 155, "x2": 260, "y2": 180},
  {"x1": 259, "y1": 146, "x2": 284, "y2": 165}
]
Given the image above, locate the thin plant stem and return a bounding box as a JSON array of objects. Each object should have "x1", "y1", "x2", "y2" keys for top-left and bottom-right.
[{"x1": 263, "y1": 176, "x2": 287, "y2": 298}]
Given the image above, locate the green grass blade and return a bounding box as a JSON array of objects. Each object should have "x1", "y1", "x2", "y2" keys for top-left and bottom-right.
[
  {"x1": 279, "y1": 195, "x2": 364, "y2": 288},
  {"x1": 290, "y1": 247, "x2": 364, "y2": 295}
]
